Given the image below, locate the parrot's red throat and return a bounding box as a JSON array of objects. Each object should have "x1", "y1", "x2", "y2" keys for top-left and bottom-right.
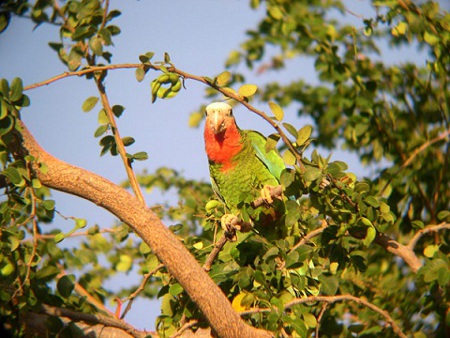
[{"x1": 204, "y1": 125, "x2": 242, "y2": 171}]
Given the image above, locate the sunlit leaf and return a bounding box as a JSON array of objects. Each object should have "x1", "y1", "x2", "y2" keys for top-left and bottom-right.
[
  {"x1": 82, "y1": 96, "x2": 99, "y2": 112},
  {"x1": 268, "y1": 101, "x2": 284, "y2": 121},
  {"x1": 296, "y1": 125, "x2": 312, "y2": 146},
  {"x1": 238, "y1": 84, "x2": 258, "y2": 97},
  {"x1": 215, "y1": 71, "x2": 231, "y2": 87}
]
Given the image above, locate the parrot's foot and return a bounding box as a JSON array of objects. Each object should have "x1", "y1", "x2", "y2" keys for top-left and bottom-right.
[
  {"x1": 221, "y1": 214, "x2": 252, "y2": 242},
  {"x1": 260, "y1": 185, "x2": 283, "y2": 205}
]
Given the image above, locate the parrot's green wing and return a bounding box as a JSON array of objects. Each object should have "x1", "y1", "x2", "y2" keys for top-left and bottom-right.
[
  {"x1": 245, "y1": 130, "x2": 285, "y2": 181},
  {"x1": 210, "y1": 174, "x2": 224, "y2": 203}
]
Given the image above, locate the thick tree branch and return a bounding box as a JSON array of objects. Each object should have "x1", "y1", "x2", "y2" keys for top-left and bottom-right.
[
  {"x1": 14, "y1": 119, "x2": 272, "y2": 338},
  {"x1": 352, "y1": 230, "x2": 422, "y2": 273},
  {"x1": 26, "y1": 304, "x2": 147, "y2": 338}
]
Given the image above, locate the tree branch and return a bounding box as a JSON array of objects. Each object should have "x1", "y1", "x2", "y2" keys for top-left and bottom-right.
[
  {"x1": 14, "y1": 119, "x2": 271, "y2": 338},
  {"x1": 34, "y1": 304, "x2": 147, "y2": 338},
  {"x1": 120, "y1": 263, "x2": 165, "y2": 319},
  {"x1": 241, "y1": 294, "x2": 407, "y2": 338},
  {"x1": 203, "y1": 235, "x2": 228, "y2": 272},
  {"x1": 349, "y1": 230, "x2": 423, "y2": 273},
  {"x1": 289, "y1": 219, "x2": 328, "y2": 254},
  {"x1": 23, "y1": 63, "x2": 303, "y2": 169},
  {"x1": 95, "y1": 78, "x2": 146, "y2": 204},
  {"x1": 407, "y1": 222, "x2": 450, "y2": 250}
]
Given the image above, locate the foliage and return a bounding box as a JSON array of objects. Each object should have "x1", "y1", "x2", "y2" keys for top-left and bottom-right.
[{"x1": 0, "y1": 0, "x2": 449, "y2": 337}]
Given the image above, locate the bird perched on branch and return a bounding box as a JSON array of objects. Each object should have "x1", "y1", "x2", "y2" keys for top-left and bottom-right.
[{"x1": 203, "y1": 101, "x2": 285, "y2": 240}]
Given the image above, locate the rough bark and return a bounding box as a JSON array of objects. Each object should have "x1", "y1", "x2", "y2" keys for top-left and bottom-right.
[{"x1": 15, "y1": 120, "x2": 272, "y2": 338}]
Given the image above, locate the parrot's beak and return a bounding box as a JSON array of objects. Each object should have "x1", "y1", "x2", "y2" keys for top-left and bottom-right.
[{"x1": 209, "y1": 111, "x2": 226, "y2": 134}]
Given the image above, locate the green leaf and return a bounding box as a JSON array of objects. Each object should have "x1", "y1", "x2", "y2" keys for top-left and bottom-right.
[
  {"x1": 391, "y1": 21, "x2": 407, "y2": 36},
  {"x1": 421, "y1": 259, "x2": 447, "y2": 283},
  {"x1": 303, "y1": 313, "x2": 317, "y2": 328},
  {"x1": 423, "y1": 31, "x2": 439, "y2": 46},
  {"x1": 94, "y1": 124, "x2": 109, "y2": 137},
  {"x1": 37, "y1": 265, "x2": 60, "y2": 281},
  {"x1": 9, "y1": 236, "x2": 20, "y2": 252},
  {"x1": 423, "y1": 244, "x2": 440, "y2": 258},
  {"x1": 89, "y1": 36, "x2": 103, "y2": 56},
  {"x1": 2, "y1": 167, "x2": 24, "y2": 186},
  {"x1": 0, "y1": 262, "x2": 14, "y2": 276},
  {"x1": 67, "y1": 48, "x2": 82, "y2": 71},
  {"x1": 139, "y1": 242, "x2": 151, "y2": 255},
  {"x1": 283, "y1": 123, "x2": 298, "y2": 139},
  {"x1": 31, "y1": 178, "x2": 41, "y2": 189},
  {"x1": 43, "y1": 200, "x2": 56, "y2": 211},
  {"x1": 268, "y1": 101, "x2": 284, "y2": 121},
  {"x1": 75, "y1": 218, "x2": 87, "y2": 229},
  {"x1": 112, "y1": 105, "x2": 124, "y2": 117},
  {"x1": 437, "y1": 210, "x2": 450, "y2": 221},
  {"x1": 294, "y1": 245, "x2": 312, "y2": 262},
  {"x1": 82, "y1": 96, "x2": 99, "y2": 112},
  {"x1": 132, "y1": 151, "x2": 148, "y2": 161},
  {"x1": 238, "y1": 84, "x2": 258, "y2": 97},
  {"x1": 188, "y1": 111, "x2": 203, "y2": 128},
  {"x1": 265, "y1": 133, "x2": 280, "y2": 153},
  {"x1": 139, "y1": 52, "x2": 154, "y2": 63},
  {"x1": 268, "y1": 6, "x2": 283, "y2": 20},
  {"x1": 169, "y1": 283, "x2": 183, "y2": 296},
  {"x1": 122, "y1": 136, "x2": 135, "y2": 146},
  {"x1": 10, "y1": 77, "x2": 23, "y2": 102},
  {"x1": 296, "y1": 125, "x2": 312, "y2": 146},
  {"x1": 215, "y1": 71, "x2": 231, "y2": 86},
  {"x1": 116, "y1": 254, "x2": 132, "y2": 272},
  {"x1": 362, "y1": 225, "x2": 376, "y2": 247},
  {"x1": 57, "y1": 275, "x2": 75, "y2": 298},
  {"x1": 303, "y1": 166, "x2": 322, "y2": 182},
  {"x1": 54, "y1": 232, "x2": 65, "y2": 243},
  {"x1": 135, "y1": 67, "x2": 146, "y2": 82},
  {"x1": 98, "y1": 109, "x2": 109, "y2": 124},
  {"x1": 0, "y1": 78, "x2": 9, "y2": 97},
  {"x1": 364, "y1": 196, "x2": 380, "y2": 208},
  {"x1": 164, "y1": 52, "x2": 171, "y2": 63},
  {"x1": 282, "y1": 149, "x2": 296, "y2": 166}
]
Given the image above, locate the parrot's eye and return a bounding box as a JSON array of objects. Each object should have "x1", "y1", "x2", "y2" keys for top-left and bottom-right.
[{"x1": 229, "y1": 109, "x2": 233, "y2": 116}]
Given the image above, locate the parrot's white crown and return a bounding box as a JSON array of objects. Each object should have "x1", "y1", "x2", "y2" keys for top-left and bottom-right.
[{"x1": 205, "y1": 102, "x2": 232, "y2": 112}]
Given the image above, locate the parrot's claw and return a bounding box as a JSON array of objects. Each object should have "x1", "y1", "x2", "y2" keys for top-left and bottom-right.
[
  {"x1": 261, "y1": 185, "x2": 283, "y2": 205},
  {"x1": 221, "y1": 214, "x2": 252, "y2": 242}
]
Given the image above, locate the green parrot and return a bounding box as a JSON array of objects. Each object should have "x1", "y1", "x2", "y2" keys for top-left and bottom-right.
[{"x1": 204, "y1": 102, "x2": 285, "y2": 240}]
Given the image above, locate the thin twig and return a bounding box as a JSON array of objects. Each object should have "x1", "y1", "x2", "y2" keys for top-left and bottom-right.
[
  {"x1": 96, "y1": 78, "x2": 146, "y2": 205},
  {"x1": 380, "y1": 128, "x2": 450, "y2": 196},
  {"x1": 23, "y1": 62, "x2": 304, "y2": 169},
  {"x1": 315, "y1": 303, "x2": 329, "y2": 338},
  {"x1": 120, "y1": 263, "x2": 164, "y2": 319},
  {"x1": 13, "y1": 186, "x2": 39, "y2": 299},
  {"x1": 407, "y1": 222, "x2": 450, "y2": 250},
  {"x1": 241, "y1": 294, "x2": 407, "y2": 338},
  {"x1": 99, "y1": 0, "x2": 110, "y2": 32},
  {"x1": 170, "y1": 319, "x2": 199, "y2": 338},
  {"x1": 203, "y1": 235, "x2": 227, "y2": 271},
  {"x1": 289, "y1": 219, "x2": 328, "y2": 254},
  {"x1": 57, "y1": 264, "x2": 115, "y2": 317}
]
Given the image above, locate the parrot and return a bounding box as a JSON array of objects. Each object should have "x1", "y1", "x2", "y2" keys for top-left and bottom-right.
[{"x1": 203, "y1": 101, "x2": 286, "y2": 240}]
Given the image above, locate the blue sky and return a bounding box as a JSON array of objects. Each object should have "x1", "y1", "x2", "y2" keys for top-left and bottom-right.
[{"x1": 0, "y1": 0, "x2": 443, "y2": 332}]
